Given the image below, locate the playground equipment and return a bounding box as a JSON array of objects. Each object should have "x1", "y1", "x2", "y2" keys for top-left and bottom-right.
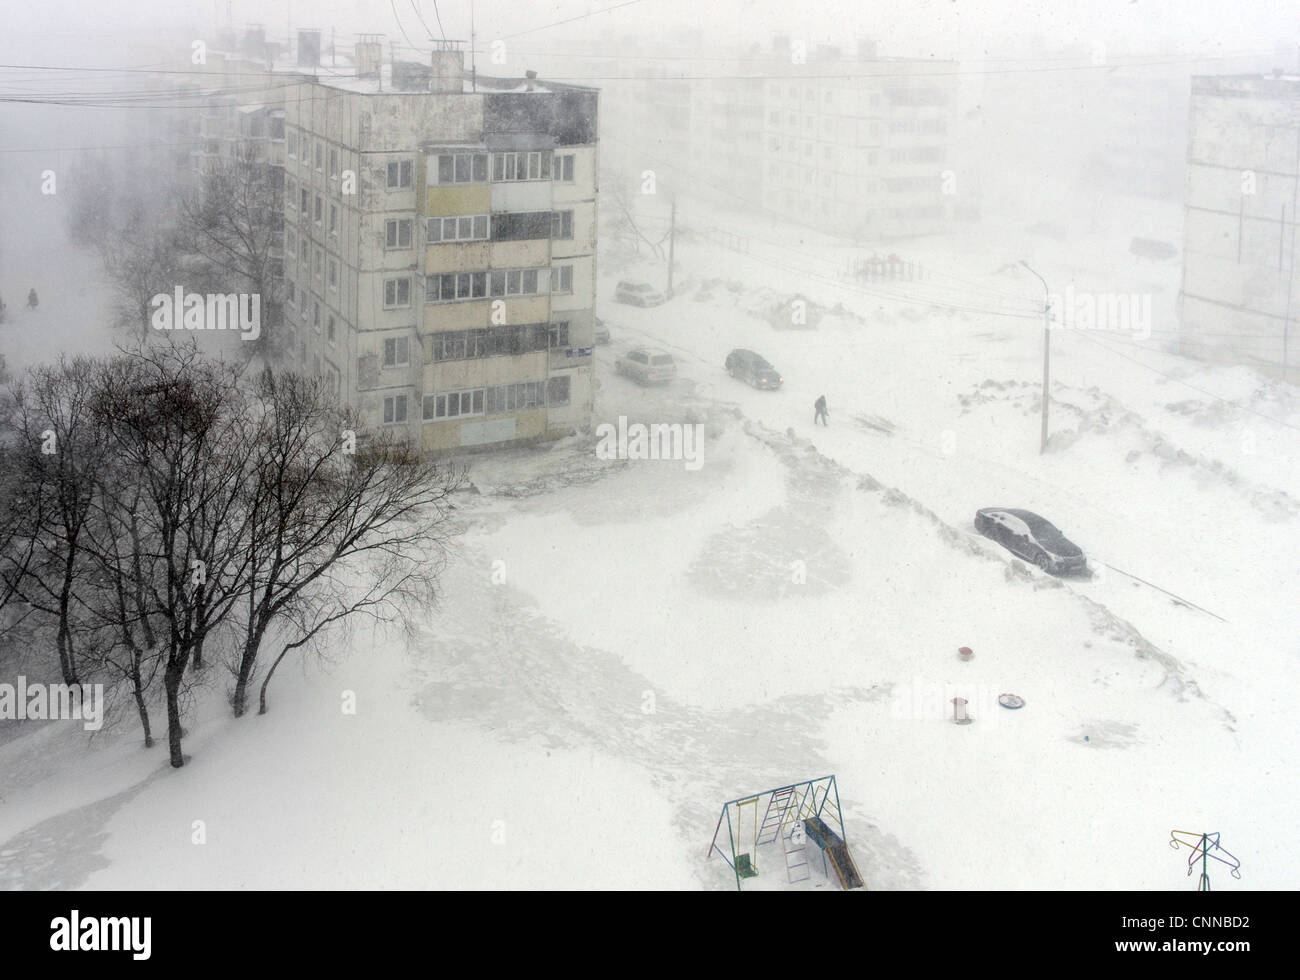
[
  {"x1": 708, "y1": 775, "x2": 865, "y2": 891},
  {"x1": 1169, "y1": 830, "x2": 1241, "y2": 890}
]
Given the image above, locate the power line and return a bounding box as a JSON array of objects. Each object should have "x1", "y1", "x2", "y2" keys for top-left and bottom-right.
[{"x1": 501, "y1": 0, "x2": 658, "y2": 41}]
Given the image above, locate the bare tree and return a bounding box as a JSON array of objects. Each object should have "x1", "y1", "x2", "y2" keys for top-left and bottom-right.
[
  {"x1": 93, "y1": 343, "x2": 260, "y2": 767},
  {"x1": 178, "y1": 142, "x2": 285, "y2": 359},
  {"x1": 229, "y1": 371, "x2": 464, "y2": 716}
]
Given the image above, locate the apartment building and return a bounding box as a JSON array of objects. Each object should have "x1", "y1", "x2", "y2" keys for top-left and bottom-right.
[
  {"x1": 599, "y1": 36, "x2": 972, "y2": 240},
  {"x1": 175, "y1": 30, "x2": 599, "y2": 452},
  {"x1": 1178, "y1": 73, "x2": 1299, "y2": 379}
]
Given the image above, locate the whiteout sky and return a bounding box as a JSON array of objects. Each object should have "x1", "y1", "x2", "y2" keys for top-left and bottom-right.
[{"x1": 1, "y1": 0, "x2": 1296, "y2": 65}]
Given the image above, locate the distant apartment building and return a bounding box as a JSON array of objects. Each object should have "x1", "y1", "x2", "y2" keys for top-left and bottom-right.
[
  {"x1": 168, "y1": 29, "x2": 599, "y2": 452},
  {"x1": 1178, "y1": 74, "x2": 1299, "y2": 379},
  {"x1": 599, "y1": 36, "x2": 975, "y2": 240}
]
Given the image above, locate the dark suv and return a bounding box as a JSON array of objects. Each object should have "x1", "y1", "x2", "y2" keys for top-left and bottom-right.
[{"x1": 725, "y1": 348, "x2": 783, "y2": 390}]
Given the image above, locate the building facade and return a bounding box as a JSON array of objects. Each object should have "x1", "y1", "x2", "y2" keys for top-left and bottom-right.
[
  {"x1": 1178, "y1": 74, "x2": 1299, "y2": 379},
  {"x1": 175, "y1": 32, "x2": 599, "y2": 452}
]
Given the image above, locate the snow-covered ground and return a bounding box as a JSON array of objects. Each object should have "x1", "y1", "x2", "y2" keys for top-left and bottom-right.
[{"x1": 1, "y1": 186, "x2": 1296, "y2": 890}]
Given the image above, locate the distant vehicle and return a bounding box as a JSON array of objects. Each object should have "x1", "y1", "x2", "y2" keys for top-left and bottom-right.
[
  {"x1": 615, "y1": 280, "x2": 667, "y2": 307},
  {"x1": 594, "y1": 317, "x2": 610, "y2": 344},
  {"x1": 974, "y1": 508, "x2": 1086, "y2": 575},
  {"x1": 615, "y1": 347, "x2": 676, "y2": 385},
  {"x1": 725, "y1": 348, "x2": 783, "y2": 390}
]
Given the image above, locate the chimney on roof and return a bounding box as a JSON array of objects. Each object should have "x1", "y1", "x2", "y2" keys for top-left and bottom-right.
[
  {"x1": 430, "y1": 39, "x2": 466, "y2": 93},
  {"x1": 298, "y1": 29, "x2": 321, "y2": 68},
  {"x1": 525, "y1": 69, "x2": 537, "y2": 92},
  {"x1": 355, "y1": 36, "x2": 382, "y2": 77}
]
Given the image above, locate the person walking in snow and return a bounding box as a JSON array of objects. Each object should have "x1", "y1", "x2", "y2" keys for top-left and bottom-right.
[
  {"x1": 27, "y1": 289, "x2": 38, "y2": 310},
  {"x1": 814, "y1": 394, "x2": 829, "y2": 426}
]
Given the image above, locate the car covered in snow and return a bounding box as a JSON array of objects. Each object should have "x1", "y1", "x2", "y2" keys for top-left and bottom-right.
[
  {"x1": 974, "y1": 507, "x2": 1086, "y2": 575},
  {"x1": 593, "y1": 317, "x2": 610, "y2": 344},
  {"x1": 615, "y1": 347, "x2": 677, "y2": 385},
  {"x1": 725, "y1": 348, "x2": 783, "y2": 390},
  {"x1": 615, "y1": 280, "x2": 667, "y2": 307}
]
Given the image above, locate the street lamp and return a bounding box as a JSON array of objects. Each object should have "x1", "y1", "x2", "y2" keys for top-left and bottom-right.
[{"x1": 1020, "y1": 260, "x2": 1051, "y2": 454}]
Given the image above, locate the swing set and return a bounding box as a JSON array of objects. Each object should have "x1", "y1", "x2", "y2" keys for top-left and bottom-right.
[
  {"x1": 1169, "y1": 830, "x2": 1241, "y2": 890},
  {"x1": 707, "y1": 775, "x2": 865, "y2": 891}
]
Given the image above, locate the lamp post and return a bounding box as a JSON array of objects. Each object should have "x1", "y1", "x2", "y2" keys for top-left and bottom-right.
[{"x1": 1021, "y1": 260, "x2": 1051, "y2": 454}]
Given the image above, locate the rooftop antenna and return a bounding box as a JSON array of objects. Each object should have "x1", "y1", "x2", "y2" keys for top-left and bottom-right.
[{"x1": 470, "y1": 0, "x2": 477, "y2": 92}]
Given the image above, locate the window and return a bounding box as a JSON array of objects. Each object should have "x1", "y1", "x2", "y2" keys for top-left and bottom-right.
[
  {"x1": 327, "y1": 314, "x2": 336, "y2": 344},
  {"x1": 314, "y1": 195, "x2": 322, "y2": 224},
  {"x1": 385, "y1": 218, "x2": 412, "y2": 249},
  {"x1": 426, "y1": 272, "x2": 486, "y2": 302},
  {"x1": 328, "y1": 258, "x2": 338, "y2": 289},
  {"x1": 547, "y1": 376, "x2": 570, "y2": 406},
  {"x1": 427, "y1": 388, "x2": 485, "y2": 419},
  {"x1": 329, "y1": 148, "x2": 338, "y2": 178},
  {"x1": 287, "y1": 132, "x2": 297, "y2": 158},
  {"x1": 434, "y1": 152, "x2": 488, "y2": 184},
  {"x1": 554, "y1": 154, "x2": 575, "y2": 181},
  {"x1": 329, "y1": 204, "x2": 338, "y2": 236},
  {"x1": 552, "y1": 265, "x2": 573, "y2": 294},
  {"x1": 314, "y1": 250, "x2": 323, "y2": 280},
  {"x1": 551, "y1": 210, "x2": 574, "y2": 240},
  {"x1": 492, "y1": 150, "x2": 551, "y2": 181},
  {"x1": 489, "y1": 268, "x2": 544, "y2": 297},
  {"x1": 548, "y1": 321, "x2": 569, "y2": 348},
  {"x1": 312, "y1": 301, "x2": 321, "y2": 330},
  {"x1": 484, "y1": 381, "x2": 546, "y2": 413},
  {"x1": 299, "y1": 239, "x2": 308, "y2": 264},
  {"x1": 427, "y1": 214, "x2": 490, "y2": 242},
  {"x1": 286, "y1": 280, "x2": 296, "y2": 306},
  {"x1": 386, "y1": 160, "x2": 412, "y2": 189},
  {"x1": 287, "y1": 177, "x2": 298, "y2": 208},
  {"x1": 382, "y1": 395, "x2": 408, "y2": 424},
  {"x1": 490, "y1": 211, "x2": 550, "y2": 242},
  {"x1": 383, "y1": 336, "x2": 410, "y2": 367},
  {"x1": 384, "y1": 277, "x2": 411, "y2": 308},
  {"x1": 314, "y1": 141, "x2": 323, "y2": 170},
  {"x1": 300, "y1": 188, "x2": 309, "y2": 213}
]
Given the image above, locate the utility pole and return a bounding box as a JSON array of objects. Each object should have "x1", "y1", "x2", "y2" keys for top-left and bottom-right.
[
  {"x1": 1021, "y1": 260, "x2": 1051, "y2": 454},
  {"x1": 666, "y1": 196, "x2": 676, "y2": 298},
  {"x1": 470, "y1": 0, "x2": 477, "y2": 92}
]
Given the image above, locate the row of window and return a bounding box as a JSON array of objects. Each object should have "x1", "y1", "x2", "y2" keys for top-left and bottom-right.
[
  {"x1": 383, "y1": 210, "x2": 576, "y2": 249},
  {"x1": 381, "y1": 376, "x2": 572, "y2": 425},
  {"x1": 380, "y1": 320, "x2": 574, "y2": 369},
  {"x1": 420, "y1": 151, "x2": 579, "y2": 187},
  {"x1": 413, "y1": 265, "x2": 574, "y2": 306},
  {"x1": 287, "y1": 130, "x2": 343, "y2": 179},
  {"x1": 428, "y1": 323, "x2": 552, "y2": 362}
]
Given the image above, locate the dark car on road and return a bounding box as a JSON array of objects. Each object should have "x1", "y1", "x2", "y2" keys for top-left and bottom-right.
[
  {"x1": 725, "y1": 348, "x2": 783, "y2": 390},
  {"x1": 974, "y1": 507, "x2": 1086, "y2": 575}
]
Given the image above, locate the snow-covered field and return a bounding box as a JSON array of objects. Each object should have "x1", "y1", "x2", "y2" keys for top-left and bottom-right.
[{"x1": 1, "y1": 182, "x2": 1296, "y2": 890}]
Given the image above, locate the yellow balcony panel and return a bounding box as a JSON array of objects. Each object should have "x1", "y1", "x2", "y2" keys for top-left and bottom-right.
[
  {"x1": 425, "y1": 185, "x2": 491, "y2": 216},
  {"x1": 423, "y1": 299, "x2": 492, "y2": 332},
  {"x1": 425, "y1": 242, "x2": 490, "y2": 274},
  {"x1": 489, "y1": 240, "x2": 550, "y2": 270}
]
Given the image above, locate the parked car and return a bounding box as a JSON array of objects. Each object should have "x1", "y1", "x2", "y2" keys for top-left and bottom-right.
[
  {"x1": 615, "y1": 347, "x2": 676, "y2": 385},
  {"x1": 974, "y1": 508, "x2": 1086, "y2": 575},
  {"x1": 615, "y1": 280, "x2": 667, "y2": 307},
  {"x1": 725, "y1": 348, "x2": 783, "y2": 389},
  {"x1": 593, "y1": 317, "x2": 610, "y2": 344}
]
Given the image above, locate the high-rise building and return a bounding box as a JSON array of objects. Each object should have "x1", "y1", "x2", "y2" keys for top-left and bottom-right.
[
  {"x1": 172, "y1": 34, "x2": 600, "y2": 451},
  {"x1": 1178, "y1": 73, "x2": 1299, "y2": 379}
]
